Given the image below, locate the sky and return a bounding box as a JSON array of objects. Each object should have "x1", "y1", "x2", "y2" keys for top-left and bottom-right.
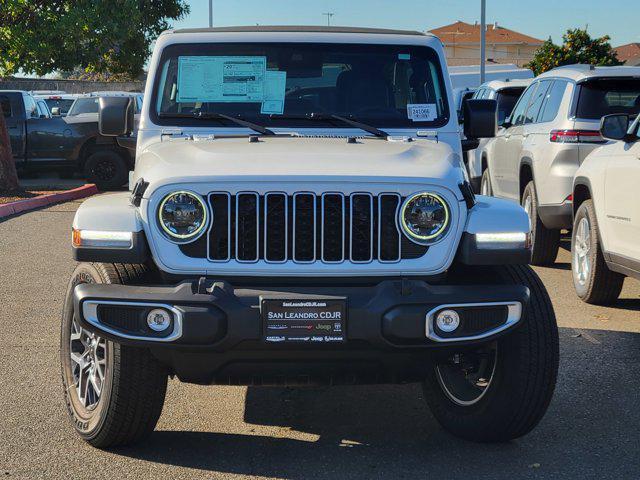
[{"x1": 173, "y1": 0, "x2": 640, "y2": 47}]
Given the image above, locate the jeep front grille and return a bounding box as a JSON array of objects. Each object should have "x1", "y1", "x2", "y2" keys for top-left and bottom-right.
[{"x1": 179, "y1": 192, "x2": 428, "y2": 263}]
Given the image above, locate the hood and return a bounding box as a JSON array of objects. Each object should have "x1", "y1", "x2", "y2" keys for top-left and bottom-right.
[{"x1": 135, "y1": 136, "x2": 463, "y2": 192}]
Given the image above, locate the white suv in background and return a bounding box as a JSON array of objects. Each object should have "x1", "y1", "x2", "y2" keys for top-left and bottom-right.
[
  {"x1": 572, "y1": 114, "x2": 640, "y2": 304},
  {"x1": 482, "y1": 65, "x2": 640, "y2": 265},
  {"x1": 466, "y1": 78, "x2": 531, "y2": 192}
]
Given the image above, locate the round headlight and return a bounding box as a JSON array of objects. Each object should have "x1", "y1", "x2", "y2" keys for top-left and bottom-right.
[
  {"x1": 158, "y1": 191, "x2": 208, "y2": 242},
  {"x1": 400, "y1": 192, "x2": 450, "y2": 244}
]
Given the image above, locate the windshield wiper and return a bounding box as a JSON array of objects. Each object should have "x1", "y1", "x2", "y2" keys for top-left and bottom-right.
[
  {"x1": 275, "y1": 113, "x2": 389, "y2": 138},
  {"x1": 158, "y1": 112, "x2": 275, "y2": 136}
]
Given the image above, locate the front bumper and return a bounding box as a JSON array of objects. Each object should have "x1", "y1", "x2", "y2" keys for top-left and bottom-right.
[{"x1": 73, "y1": 279, "x2": 529, "y2": 385}]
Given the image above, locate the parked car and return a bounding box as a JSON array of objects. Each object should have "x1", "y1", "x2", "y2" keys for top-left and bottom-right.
[
  {"x1": 465, "y1": 79, "x2": 531, "y2": 192},
  {"x1": 62, "y1": 26, "x2": 558, "y2": 448},
  {"x1": 34, "y1": 94, "x2": 80, "y2": 116},
  {"x1": 0, "y1": 90, "x2": 135, "y2": 188},
  {"x1": 571, "y1": 114, "x2": 640, "y2": 304},
  {"x1": 481, "y1": 65, "x2": 640, "y2": 265},
  {"x1": 66, "y1": 92, "x2": 143, "y2": 119}
]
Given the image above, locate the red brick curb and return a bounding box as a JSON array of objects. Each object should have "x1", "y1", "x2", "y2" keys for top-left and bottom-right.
[{"x1": 0, "y1": 184, "x2": 98, "y2": 219}]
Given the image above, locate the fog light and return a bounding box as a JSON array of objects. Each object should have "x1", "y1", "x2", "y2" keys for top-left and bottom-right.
[
  {"x1": 146, "y1": 309, "x2": 172, "y2": 332},
  {"x1": 436, "y1": 309, "x2": 460, "y2": 333}
]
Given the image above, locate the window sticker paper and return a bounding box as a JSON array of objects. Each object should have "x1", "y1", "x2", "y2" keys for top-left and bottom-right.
[
  {"x1": 407, "y1": 103, "x2": 438, "y2": 122},
  {"x1": 177, "y1": 56, "x2": 267, "y2": 103},
  {"x1": 261, "y1": 70, "x2": 287, "y2": 115}
]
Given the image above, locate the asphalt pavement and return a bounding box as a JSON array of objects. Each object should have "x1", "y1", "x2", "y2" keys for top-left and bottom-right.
[{"x1": 1, "y1": 200, "x2": 639, "y2": 479}]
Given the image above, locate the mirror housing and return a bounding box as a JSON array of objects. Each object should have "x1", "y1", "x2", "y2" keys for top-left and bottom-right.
[
  {"x1": 99, "y1": 97, "x2": 134, "y2": 136},
  {"x1": 50, "y1": 107, "x2": 60, "y2": 116},
  {"x1": 600, "y1": 114, "x2": 634, "y2": 142},
  {"x1": 463, "y1": 99, "x2": 498, "y2": 140}
]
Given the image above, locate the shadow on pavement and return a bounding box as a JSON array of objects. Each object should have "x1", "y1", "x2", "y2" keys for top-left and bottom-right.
[{"x1": 115, "y1": 327, "x2": 640, "y2": 479}]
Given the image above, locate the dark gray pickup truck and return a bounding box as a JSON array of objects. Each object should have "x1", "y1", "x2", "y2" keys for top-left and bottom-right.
[{"x1": 1, "y1": 90, "x2": 139, "y2": 189}]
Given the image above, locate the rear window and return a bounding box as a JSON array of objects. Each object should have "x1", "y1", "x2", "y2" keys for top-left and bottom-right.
[
  {"x1": 44, "y1": 98, "x2": 75, "y2": 115},
  {"x1": 0, "y1": 95, "x2": 11, "y2": 117},
  {"x1": 496, "y1": 87, "x2": 524, "y2": 123},
  {"x1": 67, "y1": 97, "x2": 99, "y2": 116},
  {"x1": 576, "y1": 78, "x2": 640, "y2": 119}
]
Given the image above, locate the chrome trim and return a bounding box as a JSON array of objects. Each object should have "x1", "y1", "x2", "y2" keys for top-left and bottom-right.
[
  {"x1": 235, "y1": 191, "x2": 260, "y2": 263},
  {"x1": 425, "y1": 301, "x2": 522, "y2": 343},
  {"x1": 264, "y1": 192, "x2": 288, "y2": 264},
  {"x1": 292, "y1": 192, "x2": 317, "y2": 263},
  {"x1": 349, "y1": 192, "x2": 374, "y2": 263},
  {"x1": 206, "y1": 192, "x2": 231, "y2": 262},
  {"x1": 82, "y1": 300, "x2": 183, "y2": 343},
  {"x1": 377, "y1": 193, "x2": 402, "y2": 263},
  {"x1": 321, "y1": 192, "x2": 345, "y2": 263}
]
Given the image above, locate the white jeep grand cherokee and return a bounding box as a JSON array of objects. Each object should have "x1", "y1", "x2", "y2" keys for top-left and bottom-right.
[
  {"x1": 61, "y1": 26, "x2": 558, "y2": 448},
  {"x1": 572, "y1": 114, "x2": 640, "y2": 304}
]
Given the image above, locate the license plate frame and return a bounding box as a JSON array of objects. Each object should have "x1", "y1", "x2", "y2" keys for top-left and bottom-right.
[{"x1": 261, "y1": 297, "x2": 347, "y2": 344}]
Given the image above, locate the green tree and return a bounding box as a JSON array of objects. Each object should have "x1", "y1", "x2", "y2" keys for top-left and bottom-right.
[
  {"x1": 527, "y1": 28, "x2": 622, "y2": 76},
  {"x1": 0, "y1": 0, "x2": 189, "y2": 192}
]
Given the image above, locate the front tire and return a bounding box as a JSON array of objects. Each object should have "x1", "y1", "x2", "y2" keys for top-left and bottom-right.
[
  {"x1": 84, "y1": 150, "x2": 128, "y2": 191},
  {"x1": 572, "y1": 200, "x2": 624, "y2": 305},
  {"x1": 60, "y1": 263, "x2": 168, "y2": 448},
  {"x1": 522, "y1": 181, "x2": 560, "y2": 265},
  {"x1": 423, "y1": 265, "x2": 559, "y2": 442}
]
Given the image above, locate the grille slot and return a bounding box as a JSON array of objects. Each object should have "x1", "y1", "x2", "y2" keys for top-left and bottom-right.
[
  {"x1": 350, "y1": 193, "x2": 374, "y2": 262},
  {"x1": 181, "y1": 192, "x2": 431, "y2": 263},
  {"x1": 236, "y1": 192, "x2": 259, "y2": 262}
]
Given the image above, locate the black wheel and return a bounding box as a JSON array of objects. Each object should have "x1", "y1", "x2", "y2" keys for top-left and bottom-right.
[
  {"x1": 60, "y1": 263, "x2": 168, "y2": 448},
  {"x1": 84, "y1": 150, "x2": 128, "y2": 190},
  {"x1": 480, "y1": 168, "x2": 492, "y2": 196},
  {"x1": 522, "y1": 181, "x2": 560, "y2": 265},
  {"x1": 572, "y1": 200, "x2": 624, "y2": 305},
  {"x1": 423, "y1": 265, "x2": 559, "y2": 442}
]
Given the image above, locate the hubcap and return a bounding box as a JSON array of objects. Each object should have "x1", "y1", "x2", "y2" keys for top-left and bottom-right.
[
  {"x1": 523, "y1": 194, "x2": 532, "y2": 219},
  {"x1": 435, "y1": 345, "x2": 498, "y2": 406},
  {"x1": 573, "y1": 216, "x2": 591, "y2": 286},
  {"x1": 481, "y1": 175, "x2": 490, "y2": 195},
  {"x1": 69, "y1": 317, "x2": 107, "y2": 410},
  {"x1": 92, "y1": 159, "x2": 116, "y2": 181}
]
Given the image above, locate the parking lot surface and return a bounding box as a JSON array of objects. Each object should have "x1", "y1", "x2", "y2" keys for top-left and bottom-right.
[{"x1": 1, "y1": 201, "x2": 639, "y2": 479}]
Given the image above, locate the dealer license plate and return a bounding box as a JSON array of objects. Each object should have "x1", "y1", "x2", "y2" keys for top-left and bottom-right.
[{"x1": 261, "y1": 298, "x2": 346, "y2": 344}]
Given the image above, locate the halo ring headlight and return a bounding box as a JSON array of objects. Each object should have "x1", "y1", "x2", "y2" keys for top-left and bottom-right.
[
  {"x1": 157, "y1": 191, "x2": 209, "y2": 243},
  {"x1": 400, "y1": 192, "x2": 450, "y2": 245}
]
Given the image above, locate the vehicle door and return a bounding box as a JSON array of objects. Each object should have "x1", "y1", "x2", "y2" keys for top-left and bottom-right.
[
  {"x1": 520, "y1": 80, "x2": 553, "y2": 200},
  {"x1": 24, "y1": 94, "x2": 69, "y2": 162},
  {"x1": 1, "y1": 93, "x2": 27, "y2": 163},
  {"x1": 491, "y1": 82, "x2": 537, "y2": 200},
  {"x1": 603, "y1": 119, "x2": 640, "y2": 263}
]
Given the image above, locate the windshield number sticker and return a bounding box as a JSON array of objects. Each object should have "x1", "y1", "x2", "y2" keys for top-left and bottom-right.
[{"x1": 407, "y1": 103, "x2": 437, "y2": 122}]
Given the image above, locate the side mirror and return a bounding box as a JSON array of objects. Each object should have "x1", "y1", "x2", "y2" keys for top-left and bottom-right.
[
  {"x1": 464, "y1": 99, "x2": 498, "y2": 140},
  {"x1": 600, "y1": 114, "x2": 631, "y2": 141},
  {"x1": 99, "y1": 97, "x2": 134, "y2": 136},
  {"x1": 50, "y1": 107, "x2": 60, "y2": 116}
]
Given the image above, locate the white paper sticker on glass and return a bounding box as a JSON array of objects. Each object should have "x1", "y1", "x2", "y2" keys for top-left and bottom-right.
[
  {"x1": 177, "y1": 56, "x2": 267, "y2": 103},
  {"x1": 407, "y1": 103, "x2": 438, "y2": 122},
  {"x1": 261, "y1": 70, "x2": 287, "y2": 115}
]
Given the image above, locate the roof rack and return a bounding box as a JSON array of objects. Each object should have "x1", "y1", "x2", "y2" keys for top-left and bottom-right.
[{"x1": 554, "y1": 64, "x2": 596, "y2": 71}]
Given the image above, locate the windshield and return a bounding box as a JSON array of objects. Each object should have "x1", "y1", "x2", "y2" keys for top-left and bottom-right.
[
  {"x1": 68, "y1": 97, "x2": 99, "y2": 116},
  {"x1": 576, "y1": 78, "x2": 640, "y2": 119},
  {"x1": 152, "y1": 42, "x2": 449, "y2": 129}
]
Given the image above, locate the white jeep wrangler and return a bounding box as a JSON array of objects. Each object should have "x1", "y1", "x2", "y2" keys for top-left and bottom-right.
[{"x1": 60, "y1": 26, "x2": 558, "y2": 448}]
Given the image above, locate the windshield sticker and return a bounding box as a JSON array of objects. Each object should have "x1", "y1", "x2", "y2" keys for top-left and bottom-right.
[
  {"x1": 177, "y1": 56, "x2": 267, "y2": 103},
  {"x1": 261, "y1": 70, "x2": 287, "y2": 115},
  {"x1": 407, "y1": 103, "x2": 438, "y2": 122}
]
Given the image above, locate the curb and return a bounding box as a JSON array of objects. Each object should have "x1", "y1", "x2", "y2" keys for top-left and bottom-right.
[{"x1": 0, "y1": 184, "x2": 98, "y2": 219}]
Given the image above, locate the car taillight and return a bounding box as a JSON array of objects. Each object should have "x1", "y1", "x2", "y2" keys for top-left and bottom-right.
[{"x1": 549, "y1": 129, "x2": 605, "y2": 144}]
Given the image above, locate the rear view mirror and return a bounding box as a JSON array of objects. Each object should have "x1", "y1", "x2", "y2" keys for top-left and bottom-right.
[
  {"x1": 464, "y1": 99, "x2": 498, "y2": 139},
  {"x1": 99, "y1": 97, "x2": 134, "y2": 136},
  {"x1": 600, "y1": 114, "x2": 630, "y2": 141}
]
